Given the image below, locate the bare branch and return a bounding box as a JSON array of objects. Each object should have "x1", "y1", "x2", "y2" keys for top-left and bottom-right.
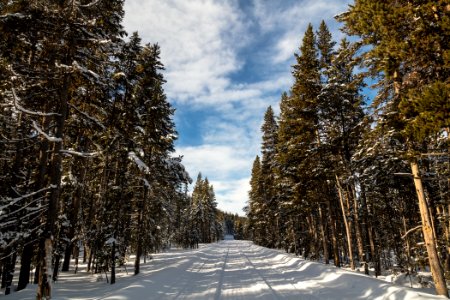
[
  {"x1": 401, "y1": 225, "x2": 422, "y2": 239},
  {"x1": 69, "y1": 103, "x2": 105, "y2": 129}
]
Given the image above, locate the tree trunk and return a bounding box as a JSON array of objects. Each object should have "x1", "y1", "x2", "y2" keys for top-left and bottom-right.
[
  {"x1": 318, "y1": 204, "x2": 329, "y2": 264},
  {"x1": 4, "y1": 252, "x2": 17, "y2": 295},
  {"x1": 37, "y1": 238, "x2": 53, "y2": 300},
  {"x1": 62, "y1": 243, "x2": 73, "y2": 272},
  {"x1": 350, "y1": 184, "x2": 365, "y2": 272},
  {"x1": 62, "y1": 160, "x2": 85, "y2": 272},
  {"x1": 359, "y1": 187, "x2": 370, "y2": 275},
  {"x1": 52, "y1": 254, "x2": 61, "y2": 282},
  {"x1": 111, "y1": 241, "x2": 116, "y2": 284},
  {"x1": 87, "y1": 246, "x2": 94, "y2": 272},
  {"x1": 411, "y1": 159, "x2": 448, "y2": 297},
  {"x1": 135, "y1": 183, "x2": 148, "y2": 275},
  {"x1": 0, "y1": 263, "x2": 3, "y2": 288},
  {"x1": 33, "y1": 259, "x2": 40, "y2": 284},
  {"x1": 37, "y1": 72, "x2": 69, "y2": 298},
  {"x1": 134, "y1": 210, "x2": 143, "y2": 275},
  {"x1": 336, "y1": 175, "x2": 355, "y2": 270},
  {"x1": 17, "y1": 243, "x2": 34, "y2": 291},
  {"x1": 73, "y1": 243, "x2": 80, "y2": 274},
  {"x1": 402, "y1": 215, "x2": 413, "y2": 271},
  {"x1": 327, "y1": 198, "x2": 340, "y2": 267}
]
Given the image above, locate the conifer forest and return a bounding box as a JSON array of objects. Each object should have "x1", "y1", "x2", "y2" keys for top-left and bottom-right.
[{"x1": 0, "y1": 0, "x2": 449, "y2": 299}]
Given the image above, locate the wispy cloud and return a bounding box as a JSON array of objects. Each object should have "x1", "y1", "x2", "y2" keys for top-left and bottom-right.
[
  {"x1": 124, "y1": 0, "x2": 248, "y2": 103},
  {"x1": 252, "y1": 0, "x2": 350, "y2": 63},
  {"x1": 210, "y1": 178, "x2": 251, "y2": 214}
]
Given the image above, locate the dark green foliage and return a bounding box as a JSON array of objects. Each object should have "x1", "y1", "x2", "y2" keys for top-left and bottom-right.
[
  {"x1": 189, "y1": 174, "x2": 222, "y2": 244},
  {"x1": 0, "y1": 1, "x2": 193, "y2": 293}
]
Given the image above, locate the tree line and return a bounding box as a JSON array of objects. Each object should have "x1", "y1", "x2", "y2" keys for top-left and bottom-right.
[
  {"x1": 247, "y1": 1, "x2": 449, "y2": 297},
  {"x1": 0, "y1": 1, "x2": 224, "y2": 299}
]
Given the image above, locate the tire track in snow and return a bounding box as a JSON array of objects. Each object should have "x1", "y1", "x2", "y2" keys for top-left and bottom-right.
[
  {"x1": 213, "y1": 246, "x2": 230, "y2": 300},
  {"x1": 239, "y1": 243, "x2": 320, "y2": 300},
  {"x1": 239, "y1": 248, "x2": 281, "y2": 300},
  {"x1": 171, "y1": 253, "x2": 209, "y2": 299}
]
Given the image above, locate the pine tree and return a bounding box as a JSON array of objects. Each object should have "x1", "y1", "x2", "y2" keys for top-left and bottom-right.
[
  {"x1": 338, "y1": 1, "x2": 449, "y2": 295},
  {"x1": 247, "y1": 156, "x2": 266, "y2": 245},
  {"x1": 260, "y1": 106, "x2": 279, "y2": 247},
  {"x1": 190, "y1": 173, "x2": 220, "y2": 244},
  {"x1": 276, "y1": 24, "x2": 322, "y2": 258}
]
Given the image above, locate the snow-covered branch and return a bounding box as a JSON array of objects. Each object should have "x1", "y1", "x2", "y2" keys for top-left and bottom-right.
[
  {"x1": 32, "y1": 121, "x2": 63, "y2": 142},
  {"x1": 142, "y1": 178, "x2": 151, "y2": 188},
  {"x1": 79, "y1": 0, "x2": 101, "y2": 8},
  {"x1": 60, "y1": 149, "x2": 100, "y2": 158},
  {"x1": 0, "y1": 194, "x2": 46, "y2": 221},
  {"x1": 12, "y1": 88, "x2": 60, "y2": 117},
  {"x1": 72, "y1": 61, "x2": 100, "y2": 80},
  {"x1": 0, "y1": 186, "x2": 54, "y2": 211},
  {"x1": 128, "y1": 151, "x2": 150, "y2": 174}
]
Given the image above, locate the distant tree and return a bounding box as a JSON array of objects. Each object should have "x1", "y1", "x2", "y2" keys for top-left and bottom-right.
[
  {"x1": 190, "y1": 174, "x2": 221, "y2": 244},
  {"x1": 247, "y1": 156, "x2": 266, "y2": 245}
]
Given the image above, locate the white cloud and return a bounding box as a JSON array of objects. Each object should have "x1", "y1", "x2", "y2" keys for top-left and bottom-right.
[
  {"x1": 252, "y1": 0, "x2": 351, "y2": 64},
  {"x1": 123, "y1": 0, "x2": 248, "y2": 103},
  {"x1": 175, "y1": 145, "x2": 253, "y2": 215},
  {"x1": 175, "y1": 144, "x2": 251, "y2": 181},
  {"x1": 210, "y1": 178, "x2": 251, "y2": 215}
]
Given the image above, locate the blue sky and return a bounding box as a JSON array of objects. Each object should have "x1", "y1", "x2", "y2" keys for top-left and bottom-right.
[{"x1": 123, "y1": 0, "x2": 353, "y2": 215}]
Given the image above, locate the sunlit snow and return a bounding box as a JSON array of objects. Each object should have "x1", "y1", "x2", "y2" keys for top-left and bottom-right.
[{"x1": 6, "y1": 239, "x2": 444, "y2": 300}]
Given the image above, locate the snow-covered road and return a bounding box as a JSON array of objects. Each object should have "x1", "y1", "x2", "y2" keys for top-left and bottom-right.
[
  {"x1": 11, "y1": 239, "x2": 445, "y2": 299},
  {"x1": 95, "y1": 240, "x2": 443, "y2": 300}
]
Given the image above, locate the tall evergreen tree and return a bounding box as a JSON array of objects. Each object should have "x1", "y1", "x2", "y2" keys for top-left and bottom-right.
[
  {"x1": 338, "y1": 1, "x2": 449, "y2": 295},
  {"x1": 260, "y1": 106, "x2": 279, "y2": 247}
]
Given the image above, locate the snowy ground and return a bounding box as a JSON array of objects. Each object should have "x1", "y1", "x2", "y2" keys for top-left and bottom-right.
[{"x1": 3, "y1": 238, "x2": 446, "y2": 299}]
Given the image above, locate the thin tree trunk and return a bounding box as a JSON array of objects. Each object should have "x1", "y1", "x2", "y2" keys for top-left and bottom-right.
[
  {"x1": 318, "y1": 203, "x2": 329, "y2": 264},
  {"x1": 74, "y1": 244, "x2": 80, "y2": 273},
  {"x1": 336, "y1": 175, "x2": 355, "y2": 270},
  {"x1": 52, "y1": 254, "x2": 61, "y2": 282},
  {"x1": 328, "y1": 198, "x2": 340, "y2": 267},
  {"x1": 411, "y1": 160, "x2": 448, "y2": 297},
  {"x1": 62, "y1": 159, "x2": 85, "y2": 272},
  {"x1": 350, "y1": 184, "x2": 365, "y2": 270},
  {"x1": 134, "y1": 204, "x2": 144, "y2": 275},
  {"x1": 87, "y1": 246, "x2": 94, "y2": 272},
  {"x1": 4, "y1": 252, "x2": 17, "y2": 295},
  {"x1": 402, "y1": 215, "x2": 413, "y2": 271},
  {"x1": 111, "y1": 240, "x2": 116, "y2": 284},
  {"x1": 0, "y1": 263, "x2": 3, "y2": 288},
  {"x1": 359, "y1": 187, "x2": 370, "y2": 275}
]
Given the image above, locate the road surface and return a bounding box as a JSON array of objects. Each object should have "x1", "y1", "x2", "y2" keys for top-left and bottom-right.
[
  {"x1": 96, "y1": 239, "x2": 440, "y2": 300},
  {"x1": 12, "y1": 238, "x2": 442, "y2": 299}
]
